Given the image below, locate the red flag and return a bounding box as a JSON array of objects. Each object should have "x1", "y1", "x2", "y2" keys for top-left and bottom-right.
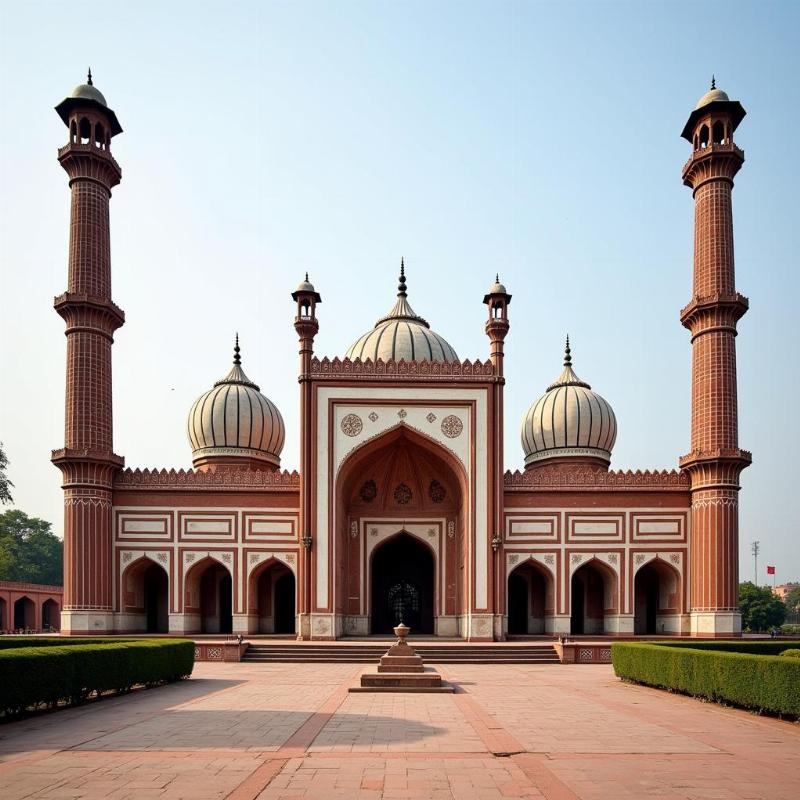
[{"x1": 767, "y1": 565, "x2": 776, "y2": 575}]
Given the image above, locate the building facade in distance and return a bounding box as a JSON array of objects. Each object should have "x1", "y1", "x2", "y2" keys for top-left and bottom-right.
[{"x1": 51, "y1": 75, "x2": 750, "y2": 639}]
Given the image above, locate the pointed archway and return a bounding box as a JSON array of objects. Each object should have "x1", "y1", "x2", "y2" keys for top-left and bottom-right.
[
  {"x1": 14, "y1": 596, "x2": 35, "y2": 630},
  {"x1": 570, "y1": 559, "x2": 618, "y2": 635},
  {"x1": 248, "y1": 558, "x2": 296, "y2": 634},
  {"x1": 370, "y1": 532, "x2": 435, "y2": 634},
  {"x1": 185, "y1": 557, "x2": 233, "y2": 634},
  {"x1": 121, "y1": 557, "x2": 169, "y2": 633},
  {"x1": 634, "y1": 558, "x2": 682, "y2": 634},
  {"x1": 507, "y1": 559, "x2": 553, "y2": 635},
  {"x1": 335, "y1": 424, "x2": 466, "y2": 637}
]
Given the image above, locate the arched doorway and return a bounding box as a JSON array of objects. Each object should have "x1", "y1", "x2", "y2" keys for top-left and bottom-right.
[
  {"x1": 121, "y1": 557, "x2": 169, "y2": 633},
  {"x1": 250, "y1": 560, "x2": 296, "y2": 634},
  {"x1": 42, "y1": 598, "x2": 60, "y2": 631},
  {"x1": 508, "y1": 560, "x2": 553, "y2": 635},
  {"x1": 371, "y1": 532, "x2": 435, "y2": 634},
  {"x1": 570, "y1": 560, "x2": 618, "y2": 635},
  {"x1": 634, "y1": 559, "x2": 681, "y2": 635},
  {"x1": 185, "y1": 558, "x2": 232, "y2": 634},
  {"x1": 336, "y1": 424, "x2": 466, "y2": 638},
  {"x1": 14, "y1": 596, "x2": 35, "y2": 630},
  {"x1": 0, "y1": 597, "x2": 6, "y2": 631}
]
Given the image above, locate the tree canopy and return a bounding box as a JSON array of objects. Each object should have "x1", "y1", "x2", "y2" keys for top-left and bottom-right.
[
  {"x1": 738, "y1": 581, "x2": 786, "y2": 632},
  {"x1": 785, "y1": 585, "x2": 800, "y2": 616},
  {"x1": 0, "y1": 442, "x2": 13, "y2": 505},
  {"x1": 0, "y1": 510, "x2": 63, "y2": 586}
]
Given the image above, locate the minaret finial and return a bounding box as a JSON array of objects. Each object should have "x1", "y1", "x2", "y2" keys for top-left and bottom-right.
[
  {"x1": 305, "y1": 271, "x2": 309, "y2": 282},
  {"x1": 398, "y1": 257, "x2": 407, "y2": 297},
  {"x1": 711, "y1": 74, "x2": 716, "y2": 90},
  {"x1": 495, "y1": 273, "x2": 499, "y2": 283},
  {"x1": 564, "y1": 334, "x2": 572, "y2": 367},
  {"x1": 87, "y1": 67, "x2": 93, "y2": 86},
  {"x1": 233, "y1": 333, "x2": 241, "y2": 365}
]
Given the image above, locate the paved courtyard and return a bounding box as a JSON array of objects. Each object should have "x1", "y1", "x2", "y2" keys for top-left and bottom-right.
[{"x1": 0, "y1": 661, "x2": 797, "y2": 799}]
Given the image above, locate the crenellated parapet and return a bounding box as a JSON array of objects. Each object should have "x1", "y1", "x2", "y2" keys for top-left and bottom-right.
[
  {"x1": 504, "y1": 467, "x2": 689, "y2": 492},
  {"x1": 309, "y1": 355, "x2": 496, "y2": 380},
  {"x1": 115, "y1": 466, "x2": 300, "y2": 491}
]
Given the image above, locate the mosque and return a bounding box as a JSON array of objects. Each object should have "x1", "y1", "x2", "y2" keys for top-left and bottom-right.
[{"x1": 51, "y1": 74, "x2": 750, "y2": 639}]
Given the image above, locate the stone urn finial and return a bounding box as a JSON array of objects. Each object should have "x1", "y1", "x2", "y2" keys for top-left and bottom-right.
[{"x1": 393, "y1": 621, "x2": 410, "y2": 644}]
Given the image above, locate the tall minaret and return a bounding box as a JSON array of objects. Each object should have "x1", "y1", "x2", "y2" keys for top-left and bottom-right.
[
  {"x1": 52, "y1": 72, "x2": 125, "y2": 634},
  {"x1": 679, "y1": 79, "x2": 751, "y2": 637}
]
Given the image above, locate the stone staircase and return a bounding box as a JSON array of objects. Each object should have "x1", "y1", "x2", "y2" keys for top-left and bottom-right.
[{"x1": 242, "y1": 641, "x2": 560, "y2": 664}]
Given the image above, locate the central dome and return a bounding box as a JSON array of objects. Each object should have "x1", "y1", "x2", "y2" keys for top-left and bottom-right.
[{"x1": 345, "y1": 260, "x2": 458, "y2": 363}]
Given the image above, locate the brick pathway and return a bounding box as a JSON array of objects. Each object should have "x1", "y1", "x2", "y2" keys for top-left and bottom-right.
[{"x1": 0, "y1": 662, "x2": 797, "y2": 799}]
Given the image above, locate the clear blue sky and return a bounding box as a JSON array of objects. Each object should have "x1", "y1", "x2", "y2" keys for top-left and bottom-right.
[{"x1": 1, "y1": 1, "x2": 797, "y2": 582}]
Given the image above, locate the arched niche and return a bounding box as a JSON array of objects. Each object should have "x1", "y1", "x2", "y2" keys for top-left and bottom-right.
[
  {"x1": 121, "y1": 556, "x2": 169, "y2": 633},
  {"x1": 507, "y1": 557, "x2": 555, "y2": 635},
  {"x1": 184, "y1": 556, "x2": 233, "y2": 634},
  {"x1": 248, "y1": 556, "x2": 296, "y2": 635},
  {"x1": 570, "y1": 558, "x2": 619, "y2": 635},
  {"x1": 633, "y1": 557, "x2": 683, "y2": 635}
]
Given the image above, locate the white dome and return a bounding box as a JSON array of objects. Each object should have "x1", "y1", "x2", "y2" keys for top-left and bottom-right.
[
  {"x1": 187, "y1": 340, "x2": 285, "y2": 468},
  {"x1": 521, "y1": 340, "x2": 617, "y2": 467},
  {"x1": 345, "y1": 261, "x2": 458, "y2": 363}
]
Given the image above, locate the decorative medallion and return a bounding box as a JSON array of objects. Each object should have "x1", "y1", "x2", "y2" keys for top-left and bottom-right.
[
  {"x1": 426, "y1": 412, "x2": 437, "y2": 423},
  {"x1": 509, "y1": 553, "x2": 520, "y2": 564},
  {"x1": 397, "y1": 408, "x2": 408, "y2": 419},
  {"x1": 447, "y1": 521, "x2": 455, "y2": 539},
  {"x1": 669, "y1": 553, "x2": 681, "y2": 564},
  {"x1": 428, "y1": 480, "x2": 447, "y2": 503},
  {"x1": 544, "y1": 554, "x2": 555, "y2": 565},
  {"x1": 340, "y1": 413, "x2": 363, "y2": 437},
  {"x1": 350, "y1": 520, "x2": 358, "y2": 538},
  {"x1": 368, "y1": 411, "x2": 379, "y2": 422},
  {"x1": 571, "y1": 554, "x2": 583, "y2": 565},
  {"x1": 393, "y1": 483, "x2": 412, "y2": 504},
  {"x1": 427, "y1": 529, "x2": 436, "y2": 538},
  {"x1": 122, "y1": 551, "x2": 132, "y2": 563},
  {"x1": 249, "y1": 552, "x2": 261, "y2": 565},
  {"x1": 156, "y1": 552, "x2": 169, "y2": 564},
  {"x1": 440, "y1": 415, "x2": 463, "y2": 438},
  {"x1": 370, "y1": 527, "x2": 378, "y2": 537},
  {"x1": 185, "y1": 553, "x2": 196, "y2": 563},
  {"x1": 608, "y1": 553, "x2": 618, "y2": 565},
  {"x1": 359, "y1": 479, "x2": 377, "y2": 503},
  {"x1": 285, "y1": 553, "x2": 296, "y2": 564},
  {"x1": 221, "y1": 552, "x2": 232, "y2": 563},
  {"x1": 635, "y1": 553, "x2": 646, "y2": 565}
]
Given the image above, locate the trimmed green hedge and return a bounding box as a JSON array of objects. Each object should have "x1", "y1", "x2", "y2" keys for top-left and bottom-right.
[
  {"x1": 653, "y1": 639, "x2": 800, "y2": 656},
  {"x1": 612, "y1": 642, "x2": 800, "y2": 716},
  {"x1": 780, "y1": 649, "x2": 800, "y2": 658},
  {"x1": 0, "y1": 637, "x2": 138, "y2": 650},
  {"x1": 0, "y1": 639, "x2": 194, "y2": 717}
]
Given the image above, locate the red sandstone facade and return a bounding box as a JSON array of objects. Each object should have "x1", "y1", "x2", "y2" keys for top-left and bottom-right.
[
  {"x1": 52, "y1": 76, "x2": 748, "y2": 638},
  {"x1": 0, "y1": 582, "x2": 62, "y2": 632}
]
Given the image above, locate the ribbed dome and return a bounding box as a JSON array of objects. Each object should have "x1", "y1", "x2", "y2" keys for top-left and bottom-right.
[
  {"x1": 345, "y1": 260, "x2": 458, "y2": 363},
  {"x1": 187, "y1": 338, "x2": 285, "y2": 469},
  {"x1": 521, "y1": 339, "x2": 617, "y2": 467}
]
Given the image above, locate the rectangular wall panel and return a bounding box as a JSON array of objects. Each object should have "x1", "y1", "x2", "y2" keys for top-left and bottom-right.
[
  {"x1": 178, "y1": 513, "x2": 237, "y2": 542},
  {"x1": 566, "y1": 514, "x2": 624, "y2": 543}
]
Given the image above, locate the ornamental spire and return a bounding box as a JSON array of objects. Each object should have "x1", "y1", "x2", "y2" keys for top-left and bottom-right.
[
  {"x1": 398, "y1": 257, "x2": 407, "y2": 297},
  {"x1": 711, "y1": 74, "x2": 716, "y2": 90},
  {"x1": 87, "y1": 67, "x2": 93, "y2": 86},
  {"x1": 233, "y1": 333, "x2": 241, "y2": 365},
  {"x1": 564, "y1": 334, "x2": 572, "y2": 367}
]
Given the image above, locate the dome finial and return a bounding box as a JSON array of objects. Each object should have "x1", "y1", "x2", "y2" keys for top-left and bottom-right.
[
  {"x1": 87, "y1": 67, "x2": 93, "y2": 86},
  {"x1": 305, "y1": 271, "x2": 309, "y2": 282},
  {"x1": 564, "y1": 335, "x2": 572, "y2": 367},
  {"x1": 710, "y1": 74, "x2": 716, "y2": 90},
  {"x1": 398, "y1": 257, "x2": 407, "y2": 297},
  {"x1": 233, "y1": 333, "x2": 241, "y2": 365},
  {"x1": 495, "y1": 273, "x2": 500, "y2": 283}
]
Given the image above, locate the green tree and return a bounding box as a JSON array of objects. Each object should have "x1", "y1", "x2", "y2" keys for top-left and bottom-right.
[
  {"x1": 785, "y1": 585, "x2": 800, "y2": 616},
  {"x1": 0, "y1": 510, "x2": 63, "y2": 585},
  {"x1": 739, "y1": 581, "x2": 786, "y2": 632},
  {"x1": 0, "y1": 442, "x2": 13, "y2": 505}
]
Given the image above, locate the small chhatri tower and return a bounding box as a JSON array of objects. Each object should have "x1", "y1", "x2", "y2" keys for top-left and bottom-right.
[
  {"x1": 679, "y1": 78, "x2": 751, "y2": 636},
  {"x1": 52, "y1": 71, "x2": 125, "y2": 634}
]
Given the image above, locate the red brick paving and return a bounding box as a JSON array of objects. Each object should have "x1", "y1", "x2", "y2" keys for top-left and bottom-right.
[{"x1": 0, "y1": 662, "x2": 797, "y2": 799}]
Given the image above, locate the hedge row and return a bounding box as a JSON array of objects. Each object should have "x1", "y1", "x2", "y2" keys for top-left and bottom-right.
[
  {"x1": 653, "y1": 639, "x2": 800, "y2": 656},
  {"x1": 612, "y1": 642, "x2": 800, "y2": 716},
  {"x1": 0, "y1": 640, "x2": 195, "y2": 717},
  {"x1": 0, "y1": 637, "x2": 138, "y2": 651}
]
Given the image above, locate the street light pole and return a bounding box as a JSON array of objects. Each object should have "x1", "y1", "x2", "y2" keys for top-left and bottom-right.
[{"x1": 751, "y1": 541, "x2": 760, "y2": 586}]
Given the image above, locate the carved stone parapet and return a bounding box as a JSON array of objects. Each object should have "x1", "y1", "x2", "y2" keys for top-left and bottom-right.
[
  {"x1": 53, "y1": 292, "x2": 125, "y2": 335},
  {"x1": 309, "y1": 355, "x2": 496, "y2": 381},
  {"x1": 58, "y1": 143, "x2": 121, "y2": 188},
  {"x1": 679, "y1": 292, "x2": 748, "y2": 331},
  {"x1": 503, "y1": 466, "x2": 689, "y2": 491},
  {"x1": 682, "y1": 143, "x2": 744, "y2": 189},
  {"x1": 679, "y1": 448, "x2": 752, "y2": 490},
  {"x1": 114, "y1": 466, "x2": 301, "y2": 491}
]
